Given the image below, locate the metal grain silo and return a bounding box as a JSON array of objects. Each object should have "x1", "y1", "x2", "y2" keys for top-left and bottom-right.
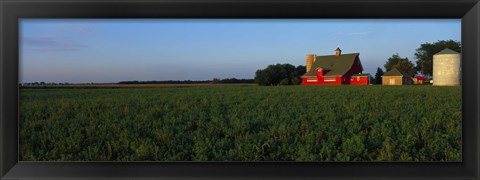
[{"x1": 433, "y1": 48, "x2": 461, "y2": 86}]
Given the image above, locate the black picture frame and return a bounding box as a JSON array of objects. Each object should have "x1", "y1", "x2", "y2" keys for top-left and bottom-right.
[{"x1": 1, "y1": 0, "x2": 479, "y2": 179}]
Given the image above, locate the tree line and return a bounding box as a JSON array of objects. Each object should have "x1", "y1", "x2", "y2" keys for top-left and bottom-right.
[
  {"x1": 118, "y1": 78, "x2": 255, "y2": 85},
  {"x1": 254, "y1": 64, "x2": 306, "y2": 86}
]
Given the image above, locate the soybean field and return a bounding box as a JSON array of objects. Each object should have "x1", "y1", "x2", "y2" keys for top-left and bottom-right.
[{"x1": 19, "y1": 85, "x2": 461, "y2": 161}]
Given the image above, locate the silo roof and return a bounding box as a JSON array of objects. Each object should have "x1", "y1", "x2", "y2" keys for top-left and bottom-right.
[{"x1": 435, "y1": 48, "x2": 460, "y2": 55}]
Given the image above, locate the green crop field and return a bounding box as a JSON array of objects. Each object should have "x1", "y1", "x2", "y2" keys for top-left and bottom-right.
[{"x1": 19, "y1": 85, "x2": 461, "y2": 161}]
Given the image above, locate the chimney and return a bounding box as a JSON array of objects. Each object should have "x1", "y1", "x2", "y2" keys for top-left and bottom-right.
[
  {"x1": 306, "y1": 54, "x2": 316, "y2": 72},
  {"x1": 335, "y1": 47, "x2": 342, "y2": 57}
]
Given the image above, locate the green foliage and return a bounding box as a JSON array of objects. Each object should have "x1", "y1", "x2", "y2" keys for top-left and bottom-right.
[
  {"x1": 374, "y1": 67, "x2": 384, "y2": 84},
  {"x1": 384, "y1": 54, "x2": 416, "y2": 77},
  {"x1": 278, "y1": 79, "x2": 290, "y2": 86},
  {"x1": 414, "y1": 40, "x2": 461, "y2": 76},
  {"x1": 19, "y1": 86, "x2": 461, "y2": 161},
  {"x1": 255, "y1": 64, "x2": 305, "y2": 86}
]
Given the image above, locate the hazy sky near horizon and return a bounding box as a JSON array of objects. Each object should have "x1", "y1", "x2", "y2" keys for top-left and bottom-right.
[{"x1": 20, "y1": 19, "x2": 460, "y2": 83}]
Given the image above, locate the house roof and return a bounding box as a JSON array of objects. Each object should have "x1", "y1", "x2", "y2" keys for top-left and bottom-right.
[
  {"x1": 435, "y1": 48, "x2": 460, "y2": 55},
  {"x1": 382, "y1": 68, "x2": 410, "y2": 77},
  {"x1": 302, "y1": 53, "x2": 360, "y2": 77}
]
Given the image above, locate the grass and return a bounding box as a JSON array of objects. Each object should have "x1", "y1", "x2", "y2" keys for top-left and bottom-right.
[{"x1": 19, "y1": 85, "x2": 461, "y2": 161}]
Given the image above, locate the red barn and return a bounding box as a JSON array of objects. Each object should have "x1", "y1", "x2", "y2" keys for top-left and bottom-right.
[
  {"x1": 350, "y1": 74, "x2": 372, "y2": 85},
  {"x1": 301, "y1": 47, "x2": 364, "y2": 85}
]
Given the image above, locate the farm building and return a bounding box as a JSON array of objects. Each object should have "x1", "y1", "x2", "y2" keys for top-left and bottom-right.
[
  {"x1": 381, "y1": 68, "x2": 413, "y2": 85},
  {"x1": 350, "y1": 74, "x2": 372, "y2": 85},
  {"x1": 412, "y1": 76, "x2": 425, "y2": 85},
  {"x1": 301, "y1": 47, "x2": 363, "y2": 85},
  {"x1": 432, "y1": 48, "x2": 461, "y2": 86}
]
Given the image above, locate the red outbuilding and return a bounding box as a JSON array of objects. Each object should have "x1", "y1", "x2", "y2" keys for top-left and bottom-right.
[
  {"x1": 350, "y1": 74, "x2": 372, "y2": 85},
  {"x1": 413, "y1": 76, "x2": 425, "y2": 85},
  {"x1": 301, "y1": 47, "x2": 364, "y2": 85}
]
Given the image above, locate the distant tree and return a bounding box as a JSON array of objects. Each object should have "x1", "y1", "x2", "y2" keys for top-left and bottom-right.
[
  {"x1": 414, "y1": 40, "x2": 461, "y2": 76},
  {"x1": 384, "y1": 53, "x2": 416, "y2": 77},
  {"x1": 255, "y1": 63, "x2": 304, "y2": 86},
  {"x1": 291, "y1": 77, "x2": 302, "y2": 85},
  {"x1": 255, "y1": 68, "x2": 272, "y2": 86},
  {"x1": 291, "y1": 65, "x2": 306, "y2": 85},
  {"x1": 211, "y1": 78, "x2": 221, "y2": 84},
  {"x1": 296, "y1": 65, "x2": 306, "y2": 82},
  {"x1": 374, "y1": 67, "x2": 384, "y2": 84},
  {"x1": 117, "y1": 79, "x2": 253, "y2": 85},
  {"x1": 278, "y1": 78, "x2": 290, "y2": 85},
  {"x1": 220, "y1": 78, "x2": 254, "y2": 83}
]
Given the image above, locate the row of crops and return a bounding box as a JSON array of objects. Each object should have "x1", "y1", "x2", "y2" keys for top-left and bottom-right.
[{"x1": 19, "y1": 85, "x2": 461, "y2": 161}]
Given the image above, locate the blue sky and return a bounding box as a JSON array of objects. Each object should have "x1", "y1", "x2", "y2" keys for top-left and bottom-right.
[{"x1": 20, "y1": 19, "x2": 460, "y2": 83}]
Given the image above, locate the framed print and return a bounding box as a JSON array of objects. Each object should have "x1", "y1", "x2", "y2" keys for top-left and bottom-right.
[{"x1": 1, "y1": 0, "x2": 479, "y2": 179}]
